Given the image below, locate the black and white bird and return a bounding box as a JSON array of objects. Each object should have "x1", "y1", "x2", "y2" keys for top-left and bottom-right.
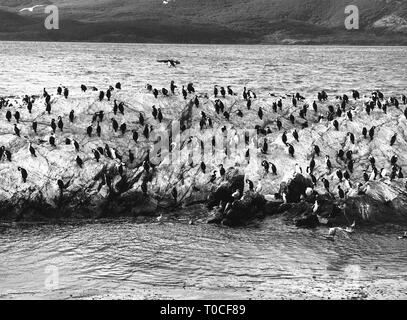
[
  {"x1": 76, "y1": 156, "x2": 83, "y2": 168},
  {"x1": 28, "y1": 143, "x2": 37, "y2": 157},
  {"x1": 49, "y1": 134, "x2": 56, "y2": 147},
  {"x1": 390, "y1": 133, "x2": 397, "y2": 146},
  {"x1": 18, "y1": 167, "x2": 28, "y2": 183},
  {"x1": 92, "y1": 149, "x2": 100, "y2": 162},
  {"x1": 13, "y1": 124, "x2": 21, "y2": 137},
  {"x1": 57, "y1": 116, "x2": 64, "y2": 132},
  {"x1": 293, "y1": 130, "x2": 299, "y2": 142},
  {"x1": 338, "y1": 186, "x2": 345, "y2": 199},
  {"x1": 325, "y1": 155, "x2": 332, "y2": 172},
  {"x1": 322, "y1": 178, "x2": 330, "y2": 192},
  {"x1": 287, "y1": 143, "x2": 295, "y2": 157}
]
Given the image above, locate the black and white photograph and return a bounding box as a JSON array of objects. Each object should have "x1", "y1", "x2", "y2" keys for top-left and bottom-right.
[{"x1": 0, "y1": 0, "x2": 406, "y2": 304}]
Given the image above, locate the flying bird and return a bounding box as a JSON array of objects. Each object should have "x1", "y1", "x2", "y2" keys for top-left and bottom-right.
[
  {"x1": 19, "y1": 5, "x2": 44, "y2": 12},
  {"x1": 157, "y1": 59, "x2": 180, "y2": 67}
]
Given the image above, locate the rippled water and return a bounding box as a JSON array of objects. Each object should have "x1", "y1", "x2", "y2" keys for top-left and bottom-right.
[
  {"x1": 1, "y1": 217, "x2": 406, "y2": 300},
  {"x1": 0, "y1": 42, "x2": 406, "y2": 96},
  {"x1": 0, "y1": 42, "x2": 407, "y2": 299}
]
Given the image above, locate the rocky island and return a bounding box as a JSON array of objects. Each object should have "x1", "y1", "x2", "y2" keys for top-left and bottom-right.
[{"x1": 1, "y1": 83, "x2": 407, "y2": 229}]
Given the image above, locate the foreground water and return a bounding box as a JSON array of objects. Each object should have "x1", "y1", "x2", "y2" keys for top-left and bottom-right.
[
  {"x1": 1, "y1": 216, "x2": 406, "y2": 300},
  {"x1": 0, "y1": 42, "x2": 407, "y2": 299}
]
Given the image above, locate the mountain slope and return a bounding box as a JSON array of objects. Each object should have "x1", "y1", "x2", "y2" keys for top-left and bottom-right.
[{"x1": 0, "y1": 0, "x2": 407, "y2": 43}]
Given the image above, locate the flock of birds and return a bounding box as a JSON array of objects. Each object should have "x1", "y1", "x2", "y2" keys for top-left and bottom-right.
[
  {"x1": 0, "y1": 81, "x2": 159, "y2": 195},
  {"x1": 1, "y1": 80, "x2": 407, "y2": 237}
]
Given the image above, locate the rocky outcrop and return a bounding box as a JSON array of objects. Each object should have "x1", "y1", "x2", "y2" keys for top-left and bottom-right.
[{"x1": 1, "y1": 84, "x2": 407, "y2": 227}]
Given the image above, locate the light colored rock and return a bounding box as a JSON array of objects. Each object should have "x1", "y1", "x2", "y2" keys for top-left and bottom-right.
[{"x1": 1, "y1": 85, "x2": 407, "y2": 223}]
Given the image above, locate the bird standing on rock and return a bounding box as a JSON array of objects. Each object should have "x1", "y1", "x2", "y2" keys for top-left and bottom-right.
[
  {"x1": 347, "y1": 110, "x2": 353, "y2": 121},
  {"x1": 120, "y1": 123, "x2": 127, "y2": 135},
  {"x1": 50, "y1": 119, "x2": 56, "y2": 133},
  {"x1": 13, "y1": 124, "x2": 21, "y2": 137},
  {"x1": 289, "y1": 114, "x2": 295, "y2": 124},
  {"x1": 6, "y1": 110, "x2": 11, "y2": 122},
  {"x1": 76, "y1": 156, "x2": 83, "y2": 168},
  {"x1": 336, "y1": 170, "x2": 343, "y2": 182},
  {"x1": 246, "y1": 179, "x2": 254, "y2": 191},
  {"x1": 49, "y1": 134, "x2": 56, "y2": 147},
  {"x1": 287, "y1": 143, "x2": 295, "y2": 157},
  {"x1": 308, "y1": 157, "x2": 315, "y2": 173},
  {"x1": 87, "y1": 125, "x2": 93, "y2": 137},
  {"x1": 92, "y1": 149, "x2": 100, "y2": 162},
  {"x1": 170, "y1": 81, "x2": 177, "y2": 95},
  {"x1": 57, "y1": 116, "x2": 64, "y2": 132},
  {"x1": 293, "y1": 130, "x2": 299, "y2": 142},
  {"x1": 261, "y1": 139, "x2": 268, "y2": 154},
  {"x1": 390, "y1": 133, "x2": 397, "y2": 146},
  {"x1": 362, "y1": 127, "x2": 367, "y2": 139},
  {"x1": 14, "y1": 111, "x2": 20, "y2": 123},
  {"x1": 69, "y1": 110, "x2": 75, "y2": 122},
  {"x1": 28, "y1": 143, "x2": 37, "y2": 157},
  {"x1": 322, "y1": 178, "x2": 330, "y2": 192},
  {"x1": 111, "y1": 118, "x2": 118, "y2": 132},
  {"x1": 220, "y1": 87, "x2": 226, "y2": 98},
  {"x1": 18, "y1": 167, "x2": 28, "y2": 183},
  {"x1": 171, "y1": 187, "x2": 178, "y2": 203},
  {"x1": 219, "y1": 164, "x2": 226, "y2": 177},
  {"x1": 347, "y1": 132, "x2": 355, "y2": 144},
  {"x1": 73, "y1": 140, "x2": 80, "y2": 152},
  {"x1": 182, "y1": 86, "x2": 187, "y2": 99},
  {"x1": 31, "y1": 121, "x2": 38, "y2": 133},
  {"x1": 128, "y1": 150, "x2": 134, "y2": 164},
  {"x1": 333, "y1": 120, "x2": 339, "y2": 131},
  {"x1": 96, "y1": 122, "x2": 101, "y2": 137},
  {"x1": 282, "y1": 131, "x2": 288, "y2": 145},
  {"x1": 312, "y1": 145, "x2": 321, "y2": 157},
  {"x1": 64, "y1": 87, "x2": 69, "y2": 99},
  {"x1": 258, "y1": 107, "x2": 263, "y2": 120},
  {"x1": 117, "y1": 101, "x2": 124, "y2": 115},
  {"x1": 391, "y1": 155, "x2": 398, "y2": 166},
  {"x1": 325, "y1": 155, "x2": 332, "y2": 172},
  {"x1": 143, "y1": 124, "x2": 150, "y2": 139},
  {"x1": 157, "y1": 108, "x2": 163, "y2": 123},
  {"x1": 338, "y1": 186, "x2": 345, "y2": 199},
  {"x1": 99, "y1": 91, "x2": 105, "y2": 101},
  {"x1": 152, "y1": 105, "x2": 158, "y2": 119}
]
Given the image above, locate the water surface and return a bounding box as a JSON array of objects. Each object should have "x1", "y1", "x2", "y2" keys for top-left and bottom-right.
[{"x1": 0, "y1": 42, "x2": 406, "y2": 299}]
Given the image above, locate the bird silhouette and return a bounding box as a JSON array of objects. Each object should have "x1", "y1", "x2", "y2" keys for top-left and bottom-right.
[{"x1": 19, "y1": 5, "x2": 44, "y2": 12}]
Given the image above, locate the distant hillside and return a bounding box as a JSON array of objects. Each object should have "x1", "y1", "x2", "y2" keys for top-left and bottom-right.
[{"x1": 0, "y1": 0, "x2": 407, "y2": 44}]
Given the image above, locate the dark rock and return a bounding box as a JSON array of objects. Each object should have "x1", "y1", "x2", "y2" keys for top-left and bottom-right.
[
  {"x1": 221, "y1": 191, "x2": 266, "y2": 226},
  {"x1": 294, "y1": 214, "x2": 320, "y2": 228},
  {"x1": 207, "y1": 169, "x2": 244, "y2": 209},
  {"x1": 263, "y1": 200, "x2": 283, "y2": 215},
  {"x1": 282, "y1": 174, "x2": 314, "y2": 203}
]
